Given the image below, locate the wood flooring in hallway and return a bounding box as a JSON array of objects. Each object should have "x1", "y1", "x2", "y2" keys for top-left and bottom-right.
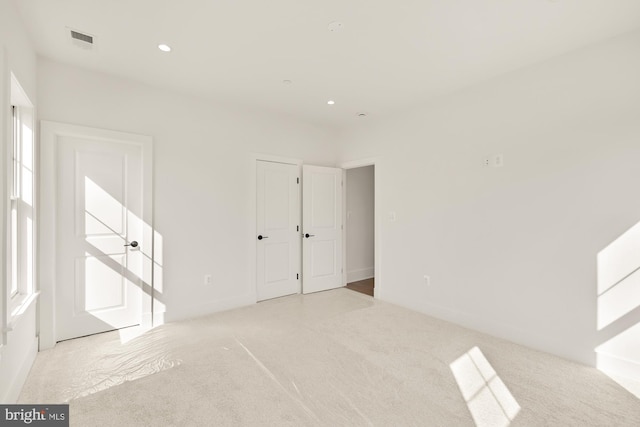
[{"x1": 346, "y1": 277, "x2": 374, "y2": 296}]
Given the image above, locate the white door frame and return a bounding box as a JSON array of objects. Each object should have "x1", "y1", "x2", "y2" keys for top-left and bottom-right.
[
  {"x1": 340, "y1": 158, "x2": 380, "y2": 298},
  {"x1": 39, "y1": 121, "x2": 154, "y2": 349},
  {"x1": 250, "y1": 154, "x2": 302, "y2": 303}
]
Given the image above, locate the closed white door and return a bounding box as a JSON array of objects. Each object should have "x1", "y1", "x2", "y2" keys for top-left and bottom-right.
[
  {"x1": 302, "y1": 165, "x2": 343, "y2": 294},
  {"x1": 56, "y1": 134, "x2": 146, "y2": 341},
  {"x1": 256, "y1": 161, "x2": 300, "y2": 301}
]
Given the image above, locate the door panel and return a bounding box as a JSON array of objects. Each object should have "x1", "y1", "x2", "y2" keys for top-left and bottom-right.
[
  {"x1": 256, "y1": 161, "x2": 300, "y2": 301},
  {"x1": 302, "y1": 165, "x2": 343, "y2": 294},
  {"x1": 77, "y1": 255, "x2": 125, "y2": 312},
  {"x1": 311, "y1": 240, "x2": 336, "y2": 277},
  {"x1": 56, "y1": 136, "x2": 143, "y2": 341}
]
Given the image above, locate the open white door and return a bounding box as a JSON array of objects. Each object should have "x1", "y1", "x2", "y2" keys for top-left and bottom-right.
[
  {"x1": 256, "y1": 161, "x2": 300, "y2": 301},
  {"x1": 53, "y1": 127, "x2": 150, "y2": 342},
  {"x1": 302, "y1": 165, "x2": 343, "y2": 294}
]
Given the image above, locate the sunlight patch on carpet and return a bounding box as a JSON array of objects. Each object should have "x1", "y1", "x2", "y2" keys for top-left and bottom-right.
[{"x1": 450, "y1": 346, "x2": 520, "y2": 427}]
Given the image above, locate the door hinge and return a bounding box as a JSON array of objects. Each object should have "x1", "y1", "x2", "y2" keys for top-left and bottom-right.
[
  {"x1": 297, "y1": 177, "x2": 299, "y2": 184},
  {"x1": 296, "y1": 225, "x2": 299, "y2": 232},
  {"x1": 297, "y1": 273, "x2": 299, "y2": 280}
]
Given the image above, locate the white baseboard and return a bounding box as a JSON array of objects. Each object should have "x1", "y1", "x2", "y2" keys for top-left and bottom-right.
[
  {"x1": 141, "y1": 312, "x2": 153, "y2": 328},
  {"x1": 2, "y1": 336, "x2": 38, "y2": 403},
  {"x1": 347, "y1": 268, "x2": 374, "y2": 283},
  {"x1": 165, "y1": 294, "x2": 256, "y2": 323},
  {"x1": 597, "y1": 351, "x2": 640, "y2": 381},
  {"x1": 379, "y1": 292, "x2": 592, "y2": 366},
  {"x1": 153, "y1": 311, "x2": 166, "y2": 327}
]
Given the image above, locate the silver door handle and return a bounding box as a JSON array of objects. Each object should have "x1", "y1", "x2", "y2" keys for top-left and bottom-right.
[
  {"x1": 257, "y1": 235, "x2": 269, "y2": 240},
  {"x1": 124, "y1": 240, "x2": 139, "y2": 248},
  {"x1": 304, "y1": 233, "x2": 315, "y2": 238}
]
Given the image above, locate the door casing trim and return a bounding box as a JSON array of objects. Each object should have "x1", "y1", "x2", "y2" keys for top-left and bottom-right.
[{"x1": 39, "y1": 121, "x2": 153, "y2": 349}]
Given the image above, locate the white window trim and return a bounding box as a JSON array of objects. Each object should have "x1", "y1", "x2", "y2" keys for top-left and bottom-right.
[
  {"x1": 4, "y1": 291, "x2": 40, "y2": 332},
  {"x1": 9, "y1": 104, "x2": 19, "y2": 299},
  {"x1": 3, "y1": 74, "x2": 38, "y2": 335}
]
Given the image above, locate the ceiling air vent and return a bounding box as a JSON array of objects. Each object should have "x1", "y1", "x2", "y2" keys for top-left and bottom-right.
[{"x1": 69, "y1": 29, "x2": 94, "y2": 50}]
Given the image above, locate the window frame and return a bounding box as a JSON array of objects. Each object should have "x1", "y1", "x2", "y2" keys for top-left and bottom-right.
[
  {"x1": 7, "y1": 97, "x2": 36, "y2": 315},
  {"x1": 9, "y1": 105, "x2": 20, "y2": 299}
]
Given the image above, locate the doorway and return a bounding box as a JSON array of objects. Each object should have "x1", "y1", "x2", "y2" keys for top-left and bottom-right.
[
  {"x1": 254, "y1": 159, "x2": 344, "y2": 301},
  {"x1": 40, "y1": 122, "x2": 153, "y2": 347},
  {"x1": 255, "y1": 160, "x2": 301, "y2": 301},
  {"x1": 301, "y1": 165, "x2": 343, "y2": 294},
  {"x1": 344, "y1": 165, "x2": 375, "y2": 297}
]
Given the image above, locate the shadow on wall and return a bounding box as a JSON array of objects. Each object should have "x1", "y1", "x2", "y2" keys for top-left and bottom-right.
[{"x1": 596, "y1": 220, "x2": 640, "y2": 389}]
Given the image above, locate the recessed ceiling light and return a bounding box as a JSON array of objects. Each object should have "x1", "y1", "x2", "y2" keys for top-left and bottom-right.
[
  {"x1": 357, "y1": 112, "x2": 367, "y2": 118},
  {"x1": 328, "y1": 21, "x2": 344, "y2": 32},
  {"x1": 282, "y1": 79, "x2": 293, "y2": 85},
  {"x1": 158, "y1": 44, "x2": 171, "y2": 52},
  {"x1": 327, "y1": 100, "x2": 335, "y2": 105}
]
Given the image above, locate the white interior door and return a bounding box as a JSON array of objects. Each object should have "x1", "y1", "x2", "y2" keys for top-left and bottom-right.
[
  {"x1": 56, "y1": 134, "x2": 146, "y2": 341},
  {"x1": 302, "y1": 165, "x2": 343, "y2": 294},
  {"x1": 256, "y1": 161, "x2": 300, "y2": 301}
]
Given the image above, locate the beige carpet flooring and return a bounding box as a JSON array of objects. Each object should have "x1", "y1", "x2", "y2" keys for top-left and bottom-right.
[{"x1": 19, "y1": 288, "x2": 640, "y2": 426}]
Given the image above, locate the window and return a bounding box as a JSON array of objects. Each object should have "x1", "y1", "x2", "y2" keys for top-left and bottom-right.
[
  {"x1": 7, "y1": 76, "x2": 36, "y2": 311},
  {"x1": 10, "y1": 106, "x2": 20, "y2": 298}
]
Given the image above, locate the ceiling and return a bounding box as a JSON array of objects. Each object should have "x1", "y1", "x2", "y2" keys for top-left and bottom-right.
[{"x1": 12, "y1": 0, "x2": 640, "y2": 129}]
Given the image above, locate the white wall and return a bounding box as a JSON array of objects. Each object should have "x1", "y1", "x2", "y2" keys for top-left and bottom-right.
[
  {"x1": 337, "y1": 30, "x2": 640, "y2": 368},
  {"x1": 13, "y1": 2, "x2": 640, "y2": 394},
  {"x1": 346, "y1": 166, "x2": 374, "y2": 283},
  {"x1": 37, "y1": 59, "x2": 339, "y2": 323},
  {"x1": 0, "y1": 0, "x2": 38, "y2": 402}
]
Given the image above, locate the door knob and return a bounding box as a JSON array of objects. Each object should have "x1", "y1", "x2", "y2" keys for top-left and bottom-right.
[
  {"x1": 257, "y1": 235, "x2": 269, "y2": 240},
  {"x1": 124, "y1": 240, "x2": 138, "y2": 248},
  {"x1": 304, "y1": 233, "x2": 315, "y2": 238}
]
